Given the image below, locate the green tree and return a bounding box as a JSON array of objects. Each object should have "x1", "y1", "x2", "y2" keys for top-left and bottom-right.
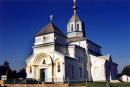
[
  {"x1": 18, "y1": 68, "x2": 26, "y2": 79},
  {"x1": 1, "y1": 61, "x2": 18, "y2": 79},
  {"x1": 121, "y1": 65, "x2": 130, "y2": 76},
  {"x1": 3, "y1": 61, "x2": 10, "y2": 69}
]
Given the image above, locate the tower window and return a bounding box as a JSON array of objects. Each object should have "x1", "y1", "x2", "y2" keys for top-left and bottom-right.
[
  {"x1": 57, "y1": 62, "x2": 61, "y2": 72},
  {"x1": 71, "y1": 24, "x2": 73, "y2": 32},
  {"x1": 77, "y1": 24, "x2": 79, "y2": 31}
]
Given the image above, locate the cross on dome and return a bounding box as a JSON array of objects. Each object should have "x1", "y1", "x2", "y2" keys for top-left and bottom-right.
[
  {"x1": 73, "y1": 0, "x2": 77, "y2": 15},
  {"x1": 50, "y1": 14, "x2": 53, "y2": 22}
]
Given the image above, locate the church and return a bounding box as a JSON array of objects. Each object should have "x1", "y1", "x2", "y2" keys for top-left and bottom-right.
[{"x1": 26, "y1": 0, "x2": 118, "y2": 82}]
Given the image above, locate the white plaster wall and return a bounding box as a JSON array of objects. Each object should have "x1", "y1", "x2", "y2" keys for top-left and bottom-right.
[
  {"x1": 69, "y1": 40, "x2": 88, "y2": 52},
  {"x1": 54, "y1": 58, "x2": 64, "y2": 82},
  {"x1": 90, "y1": 55, "x2": 106, "y2": 81},
  {"x1": 33, "y1": 46, "x2": 54, "y2": 56},
  {"x1": 34, "y1": 33, "x2": 54, "y2": 45},
  {"x1": 26, "y1": 51, "x2": 65, "y2": 82},
  {"x1": 68, "y1": 45, "x2": 75, "y2": 58},
  {"x1": 121, "y1": 75, "x2": 130, "y2": 82},
  {"x1": 26, "y1": 55, "x2": 35, "y2": 79}
]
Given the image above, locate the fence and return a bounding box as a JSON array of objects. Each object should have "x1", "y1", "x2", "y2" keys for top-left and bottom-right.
[
  {"x1": 4, "y1": 78, "x2": 86, "y2": 84},
  {"x1": 3, "y1": 78, "x2": 130, "y2": 87}
]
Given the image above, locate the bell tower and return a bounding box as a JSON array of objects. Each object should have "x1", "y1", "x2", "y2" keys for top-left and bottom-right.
[{"x1": 67, "y1": 0, "x2": 86, "y2": 38}]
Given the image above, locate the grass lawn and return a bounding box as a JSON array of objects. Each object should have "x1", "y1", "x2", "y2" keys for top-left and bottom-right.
[{"x1": 69, "y1": 82, "x2": 130, "y2": 87}]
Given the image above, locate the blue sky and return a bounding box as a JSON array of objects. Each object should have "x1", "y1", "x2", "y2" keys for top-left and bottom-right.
[{"x1": 0, "y1": 0, "x2": 129, "y2": 72}]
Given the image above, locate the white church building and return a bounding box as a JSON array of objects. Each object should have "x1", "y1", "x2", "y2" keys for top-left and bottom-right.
[{"x1": 26, "y1": 0, "x2": 118, "y2": 82}]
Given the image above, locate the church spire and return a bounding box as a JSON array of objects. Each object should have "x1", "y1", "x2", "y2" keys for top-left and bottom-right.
[
  {"x1": 67, "y1": 0, "x2": 86, "y2": 38},
  {"x1": 73, "y1": 0, "x2": 77, "y2": 15}
]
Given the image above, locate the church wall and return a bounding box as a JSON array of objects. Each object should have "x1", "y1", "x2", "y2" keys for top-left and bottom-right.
[
  {"x1": 74, "y1": 45, "x2": 87, "y2": 81},
  {"x1": 110, "y1": 62, "x2": 118, "y2": 80},
  {"x1": 104, "y1": 61, "x2": 110, "y2": 81},
  {"x1": 26, "y1": 54, "x2": 54, "y2": 81},
  {"x1": 90, "y1": 55, "x2": 106, "y2": 81},
  {"x1": 26, "y1": 55, "x2": 36, "y2": 79},
  {"x1": 26, "y1": 66, "x2": 34, "y2": 79},
  {"x1": 65, "y1": 57, "x2": 85, "y2": 82},
  {"x1": 69, "y1": 40, "x2": 88, "y2": 52},
  {"x1": 65, "y1": 58, "x2": 79, "y2": 81},
  {"x1": 33, "y1": 45, "x2": 54, "y2": 56},
  {"x1": 54, "y1": 56, "x2": 65, "y2": 82},
  {"x1": 68, "y1": 45, "x2": 75, "y2": 58},
  {"x1": 34, "y1": 33, "x2": 55, "y2": 46},
  {"x1": 68, "y1": 41, "x2": 88, "y2": 81}
]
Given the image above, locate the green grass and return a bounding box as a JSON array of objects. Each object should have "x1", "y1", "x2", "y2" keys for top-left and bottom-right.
[
  {"x1": 69, "y1": 82, "x2": 130, "y2": 87},
  {"x1": 111, "y1": 83, "x2": 130, "y2": 87}
]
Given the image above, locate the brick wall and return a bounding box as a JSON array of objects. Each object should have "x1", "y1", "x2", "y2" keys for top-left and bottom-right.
[{"x1": 6, "y1": 84, "x2": 69, "y2": 87}]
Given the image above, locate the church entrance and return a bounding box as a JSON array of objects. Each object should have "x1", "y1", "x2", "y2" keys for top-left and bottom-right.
[{"x1": 40, "y1": 69, "x2": 46, "y2": 82}]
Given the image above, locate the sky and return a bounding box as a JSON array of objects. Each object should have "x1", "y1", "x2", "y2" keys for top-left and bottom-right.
[{"x1": 0, "y1": 0, "x2": 129, "y2": 72}]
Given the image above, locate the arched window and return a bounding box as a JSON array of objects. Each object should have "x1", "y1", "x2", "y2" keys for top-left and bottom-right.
[
  {"x1": 77, "y1": 24, "x2": 79, "y2": 31},
  {"x1": 43, "y1": 59, "x2": 46, "y2": 64},
  {"x1": 57, "y1": 62, "x2": 61, "y2": 72},
  {"x1": 30, "y1": 65, "x2": 32, "y2": 73}
]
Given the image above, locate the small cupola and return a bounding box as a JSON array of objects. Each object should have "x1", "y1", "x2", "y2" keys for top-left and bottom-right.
[{"x1": 67, "y1": 0, "x2": 86, "y2": 38}]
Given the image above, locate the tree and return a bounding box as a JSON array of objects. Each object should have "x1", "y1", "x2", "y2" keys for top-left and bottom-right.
[
  {"x1": 121, "y1": 65, "x2": 130, "y2": 76},
  {"x1": 2, "y1": 61, "x2": 11, "y2": 76},
  {"x1": 0, "y1": 61, "x2": 27, "y2": 80},
  {"x1": 3, "y1": 61, "x2": 10, "y2": 69},
  {"x1": 0, "y1": 61, "x2": 18, "y2": 79},
  {"x1": 17, "y1": 68, "x2": 26, "y2": 79}
]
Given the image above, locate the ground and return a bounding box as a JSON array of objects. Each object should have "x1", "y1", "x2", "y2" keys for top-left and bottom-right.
[
  {"x1": 70, "y1": 82, "x2": 130, "y2": 87},
  {"x1": 3, "y1": 80, "x2": 130, "y2": 87}
]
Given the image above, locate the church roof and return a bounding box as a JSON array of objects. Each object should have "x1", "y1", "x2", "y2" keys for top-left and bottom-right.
[
  {"x1": 67, "y1": 36, "x2": 86, "y2": 43},
  {"x1": 36, "y1": 22, "x2": 65, "y2": 37},
  {"x1": 87, "y1": 39, "x2": 101, "y2": 48},
  {"x1": 69, "y1": 14, "x2": 81, "y2": 22},
  {"x1": 99, "y1": 54, "x2": 112, "y2": 61}
]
